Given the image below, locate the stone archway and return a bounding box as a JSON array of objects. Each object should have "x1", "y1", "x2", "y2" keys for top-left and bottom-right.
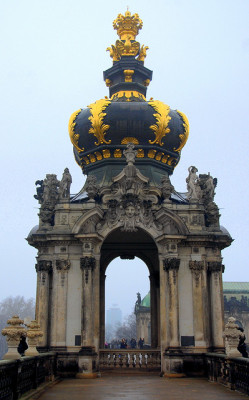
[{"x1": 99, "y1": 227, "x2": 160, "y2": 349}]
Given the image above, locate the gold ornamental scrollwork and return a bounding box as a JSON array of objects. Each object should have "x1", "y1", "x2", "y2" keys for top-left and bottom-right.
[
  {"x1": 148, "y1": 100, "x2": 171, "y2": 146},
  {"x1": 174, "y1": 110, "x2": 190, "y2": 153},
  {"x1": 87, "y1": 99, "x2": 111, "y2": 146},
  {"x1": 68, "y1": 109, "x2": 83, "y2": 152}
]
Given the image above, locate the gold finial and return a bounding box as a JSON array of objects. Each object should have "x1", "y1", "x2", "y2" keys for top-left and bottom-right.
[{"x1": 113, "y1": 10, "x2": 143, "y2": 40}]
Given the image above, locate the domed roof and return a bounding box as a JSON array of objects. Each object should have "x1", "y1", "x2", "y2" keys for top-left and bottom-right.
[{"x1": 68, "y1": 10, "x2": 189, "y2": 176}]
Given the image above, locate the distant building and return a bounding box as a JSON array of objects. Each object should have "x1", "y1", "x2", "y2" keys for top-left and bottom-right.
[
  {"x1": 223, "y1": 282, "x2": 249, "y2": 341},
  {"x1": 136, "y1": 282, "x2": 249, "y2": 345},
  {"x1": 106, "y1": 306, "x2": 122, "y2": 327}
]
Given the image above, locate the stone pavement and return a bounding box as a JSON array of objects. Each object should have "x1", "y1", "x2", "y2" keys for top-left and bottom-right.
[{"x1": 37, "y1": 376, "x2": 248, "y2": 399}]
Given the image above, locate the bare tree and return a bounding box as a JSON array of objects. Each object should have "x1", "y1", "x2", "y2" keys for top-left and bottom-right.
[
  {"x1": 0, "y1": 296, "x2": 35, "y2": 359},
  {"x1": 114, "y1": 313, "x2": 136, "y2": 342}
]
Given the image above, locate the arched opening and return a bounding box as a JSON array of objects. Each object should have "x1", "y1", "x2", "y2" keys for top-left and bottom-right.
[
  {"x1": 99, "y1": 227, "x2": 159, "y2": 349},
  {"x1": 105, "y1": 257, "x2": 150, "y2": 348}
]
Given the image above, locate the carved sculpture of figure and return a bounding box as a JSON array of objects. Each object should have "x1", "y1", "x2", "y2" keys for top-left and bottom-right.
[
  {"x1": 34, "y1": 180, "x2": 44, "y2": 204},
  {"x1": 161, "y1": 175, "x2": 174, "y2": 202},
  {"x1": 85, "y1": 175, "x2": 99, "y2": 200},
  {"x1": 186, "y1": 166, "x2": 201, "y2": 201},
  {"x1": 205, "y1": 201, "x2": 220, "y2": 227},
  {"x1": 199, "y1": 173, "x2": 217, "y2": 205},
  {"x1": 37, "y1": 174, "x2": 60, "y2": 225},
  {"x1": 136, "y1": 292, "x2": 141, "y2": 305},
  {"x1": 59, "y1": 168, "x2": 72, "y2": 199},
  {"x1": 123, "y1": 142, "x2": 137, "y2": 165}
]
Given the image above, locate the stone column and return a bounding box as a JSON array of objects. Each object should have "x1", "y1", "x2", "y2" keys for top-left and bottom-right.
[
  {"x1": 163, "y1": 258, "x2": 180, "y2": 348},
  {"x1": 189, "y1": 260, "x2": 205, "y2": 345},
  {"x1": 208, "y1": 261, "x2": 224, "y2": 351},
  {"x1": 35, "y1": 260, "x2": 52, "y2": 348}
]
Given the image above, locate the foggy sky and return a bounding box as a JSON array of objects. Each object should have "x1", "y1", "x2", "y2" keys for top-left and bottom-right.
[{"x1": 1, "y1": 0, "x2": 249, "y2": 317}]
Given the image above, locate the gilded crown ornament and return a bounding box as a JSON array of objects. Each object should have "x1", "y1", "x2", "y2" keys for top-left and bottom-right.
[
  {"x1": 107, "y1": 10, "x2": 149, "y2": 62},
  {"x1": 113, "y1": 10, "x2": 143, "y2": 40}
]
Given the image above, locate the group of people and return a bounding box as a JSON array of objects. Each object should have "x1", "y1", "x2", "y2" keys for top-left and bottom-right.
[{"x1": 104, "y1": 337, "x2": 145, "y2": 349}]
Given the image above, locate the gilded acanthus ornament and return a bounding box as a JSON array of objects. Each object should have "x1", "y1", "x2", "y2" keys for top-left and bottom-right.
[
  {"x1": 174, "y1": 110, "x2": 189, "y2": 153},
  {"x1": 137, "y1": 45, "x2": 149, "y2": 61},
  {"x1": 88, "y1": 99, "x2": 111, "y2": 145},
  {"x1": 68, "y1": 109, "x2": 83, "y2": 152},
  {"x1": 148, "y1": 100, "x2": 171, "y2": 146}
]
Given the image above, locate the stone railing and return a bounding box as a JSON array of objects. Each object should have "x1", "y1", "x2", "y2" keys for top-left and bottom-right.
[
  {"x1": 99, "y1": 349, "x2": 161, "y2": 372},
  {"x1": 205, "y1": 353, "x2": 249, "y2": 396},
  {"x1": 0, "y1": 352, "x2": 56, "y2": 400}
]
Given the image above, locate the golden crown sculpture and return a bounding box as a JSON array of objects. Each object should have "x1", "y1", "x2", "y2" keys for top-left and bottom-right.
[
  {"x1": 113, "y1": 10, "x2": 143, "y2": 40},
  {"x1": 107, "y1": 10, "x2": 148, "y2": 62}
]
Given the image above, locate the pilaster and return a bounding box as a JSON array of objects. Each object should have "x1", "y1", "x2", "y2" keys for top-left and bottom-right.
[
  {"x1": 189, "y1": 260, "x2": 205, "y2": 345},
  {"x1": 163, "y1": 257, "x2": 180, "y2": 348},
  {"x1": 208, "y1": 261, "x2": 224, "y2": 351},
  {"x1": 35, "y1": 260, "x2": 52, "y2": 348}
]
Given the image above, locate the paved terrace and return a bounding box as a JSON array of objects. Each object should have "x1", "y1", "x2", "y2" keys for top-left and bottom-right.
[{"x1": 37, "y1": 376, "x2": 248, "y2": 400}]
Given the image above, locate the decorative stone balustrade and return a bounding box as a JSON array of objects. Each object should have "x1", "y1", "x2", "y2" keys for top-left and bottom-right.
[{"x1": 99, "y1": 349, "x2": 161, "y2": 371}]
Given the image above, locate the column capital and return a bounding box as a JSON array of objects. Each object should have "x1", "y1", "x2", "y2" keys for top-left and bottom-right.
[
  {"x1": 207, "y1": 261, "x2": 224, "y2": 273},
  {"x1": 35, "y1": 260, "x2": 52, "y2": 273},
  {"x1": 163, "y1": 258, "x2": 180, "y2": 272},
  {"x1": 189, "y1": 260, "x2": 204, "y2": 287},
  {"x1": 80, "y1": 256, "x2": 96, "y2": 270},
  {"x1": 189, "y1": 260, "x2": 204, "y2": 271},
  {"x1": 56, "y1": 259, "x2": 71, "y2": 271}
]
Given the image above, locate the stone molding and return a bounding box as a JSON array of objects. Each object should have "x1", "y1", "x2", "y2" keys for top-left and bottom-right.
[{"x1": 35, "y1": 260, "x2": 52, "y2": 273}]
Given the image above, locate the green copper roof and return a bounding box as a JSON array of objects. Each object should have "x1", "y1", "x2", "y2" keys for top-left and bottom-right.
[
  {"x1": 223, "y1": 282, "x2": 249, "y2": 292},
  {"x1": 141, "y1": 292, "x2": 150, "y2": 307}
]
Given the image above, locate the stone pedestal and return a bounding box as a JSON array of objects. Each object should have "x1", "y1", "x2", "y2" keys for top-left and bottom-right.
[
  {"x1": 163, "y1": 353, "x2": 186, "y2": 377},
  {"x1": 76, "y1": 347, "x2": 98, "y2": 378}
]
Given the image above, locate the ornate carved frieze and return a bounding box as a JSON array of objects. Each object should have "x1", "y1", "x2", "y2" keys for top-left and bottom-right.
[
  {"x1": 80, "y1": 256, "x2": 96, "y2": 284},
  {"x1": 189, "y1": 260, "x2": 204, "y2": 287},
  {"x1": 35, "y1": 260, "x2": 52, "y2": 273}
]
